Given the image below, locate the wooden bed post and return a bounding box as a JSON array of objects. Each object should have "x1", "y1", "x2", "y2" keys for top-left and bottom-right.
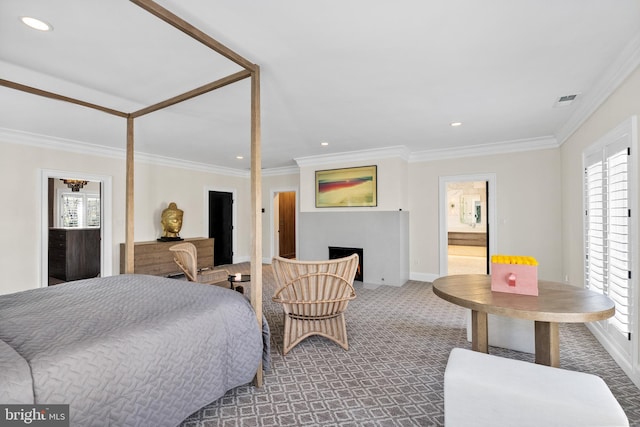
[
  {"x1": 125, "y1": 116, "x2": 135, "y2": 273},
  {"x1": 251, "y1": 66, "x2": 263, "y2": 387}
]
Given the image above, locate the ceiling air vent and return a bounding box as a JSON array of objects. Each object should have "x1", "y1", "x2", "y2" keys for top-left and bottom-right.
[{"x1": 553, "y1": 93, "x2": 580, "y2": 108}]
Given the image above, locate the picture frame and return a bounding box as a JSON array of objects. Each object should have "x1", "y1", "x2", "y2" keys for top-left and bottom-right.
[{"x1": 315, "y1": 165, "x2": 377, "y2": 208}]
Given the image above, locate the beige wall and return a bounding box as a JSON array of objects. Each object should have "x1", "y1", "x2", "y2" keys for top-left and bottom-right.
[
  {"x1": 408, "y1": 149, "x2": 563, "y2": 282},
  {"x1": 296, "y1": 148, "x2": 562, "y2": 282},
  {"x1": 0, "y1": 140, "x2": 251, "y2": 295},
  {"x1": 0, "y1": 141, "x2": 122, "y2": 294},
  {"x1": 0, "y1": 137, "x2": 565, "y2": 296},
  {"x1": 132, "y1": 162, "x2": 250, "y2": 248}
]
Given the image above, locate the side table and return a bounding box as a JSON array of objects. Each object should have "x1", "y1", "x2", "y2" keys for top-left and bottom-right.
[{"x1": 227, "y1": 274, "x2": 250, "y2": 294}]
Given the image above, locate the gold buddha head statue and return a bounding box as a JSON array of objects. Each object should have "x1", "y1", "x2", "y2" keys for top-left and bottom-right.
[{"x1": 161, "y1": 202, "x2": 184, "y2": 238}]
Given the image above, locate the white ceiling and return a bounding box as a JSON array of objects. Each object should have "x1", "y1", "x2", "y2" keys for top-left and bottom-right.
[{"x1": 1, "y1": 0, "x2": 639, "y2": 171}]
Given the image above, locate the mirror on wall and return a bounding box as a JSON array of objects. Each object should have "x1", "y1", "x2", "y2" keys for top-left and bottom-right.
[{"x1": 460, "y1": 195, "x2": 481, "y2": 225}]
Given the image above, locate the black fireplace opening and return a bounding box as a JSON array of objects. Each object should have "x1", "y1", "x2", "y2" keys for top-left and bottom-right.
[{"x1": 329, "y1": 246, "x2": 364, "y2": 282}]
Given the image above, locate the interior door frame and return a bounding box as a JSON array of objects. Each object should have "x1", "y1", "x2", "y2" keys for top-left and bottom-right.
[
  {"x1": 270, "y1": 187, "x2": 298, "y2": 261},
  {"x1": 204, "y1": 186, "x2": 237, "y2": 264},
  {"x1": 439, "y1": 173, "x2": 497, "y2": 276},
  {"x1": 40, "y1": 169, "x2": 113, "y2": 287}
]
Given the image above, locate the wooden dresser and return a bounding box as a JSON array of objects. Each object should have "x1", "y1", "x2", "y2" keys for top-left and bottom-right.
[
  {"x1": 49, "y1": 228, "x2": 101, "y2": 281},
  {"x1": 119, "y1": 237, "x2": 214, "y2": 277},
  {"x1": 447, "y1": 231, "x2": 487, "y2": 247}
]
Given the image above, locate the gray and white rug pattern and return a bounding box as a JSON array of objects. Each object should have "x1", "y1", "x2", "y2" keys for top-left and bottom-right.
[{"x1": 180, "y1": 264, "x2": 640, "y2": 427}]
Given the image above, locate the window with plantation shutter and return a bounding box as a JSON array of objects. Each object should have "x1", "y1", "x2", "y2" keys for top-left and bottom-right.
[
  {"x1": 584, "y1": 116, "x2": 636, "y2": 355},
  {"x1": 59, "y1": 192, "x2": 101, "y2": 228},
  {"x1": 61, "y1": 193, "x2": 83, "y2": 227},
  {"x1": 606, "y1": 147, "x2": 631, "y2": 336},
  {"x1": 86, "y1": 195, "x2": 101, "y2": 227}
]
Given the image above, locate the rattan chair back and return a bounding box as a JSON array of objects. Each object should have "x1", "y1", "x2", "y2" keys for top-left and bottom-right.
[
  {"x1": 169, "y1": 242, "x2": 230, "y2": 286},
  {"x1": 169, "y1": 242, "x2": 198, "y2": 281},
  {"x1": 272, "y1": 254, "x2": 359, "y2": 355}
]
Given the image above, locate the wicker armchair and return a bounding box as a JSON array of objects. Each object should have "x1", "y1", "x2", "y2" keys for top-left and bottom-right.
[
  {"x1": 272, "y1": 254, "x2": 359, "y2": 355},
  {"x1": 169, "y1": 242, "x2": 229, "y2": 285}
]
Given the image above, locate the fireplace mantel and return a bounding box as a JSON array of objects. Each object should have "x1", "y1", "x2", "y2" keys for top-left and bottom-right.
[{"x1": 299, "y1": 211, "x2": 409, "y2": 286}]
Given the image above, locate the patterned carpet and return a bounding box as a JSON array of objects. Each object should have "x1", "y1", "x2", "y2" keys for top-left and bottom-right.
[{"x1": 179, "y1": 263, "x2": 640, "y2": 427}]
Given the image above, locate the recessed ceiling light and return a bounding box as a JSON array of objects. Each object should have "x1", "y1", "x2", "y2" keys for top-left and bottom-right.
[
  {"x1": 21, "y1": 16, "x2": 53, "y2": 32},
  {"x1": 320, "y1": 141, "x2": 329, "y2": 146},
  {"x1": 236, "y1": 155, "x2": 244, "y2": 160},
  {"x1": 450, "y1": 122, "x2": 463, "y2": 127}
]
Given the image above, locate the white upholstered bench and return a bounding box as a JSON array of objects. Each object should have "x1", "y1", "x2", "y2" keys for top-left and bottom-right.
[{"x1": 444, "y1": 348, "x2": 629, "y2": 427}]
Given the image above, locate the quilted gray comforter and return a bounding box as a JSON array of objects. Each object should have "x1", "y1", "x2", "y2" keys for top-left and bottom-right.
[{"x1": 0, "y1": 274, "x2": 268, "y2": 426}]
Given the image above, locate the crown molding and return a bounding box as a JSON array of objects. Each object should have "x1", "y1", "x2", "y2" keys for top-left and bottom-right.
[
  {"x1": 293, "y1": 137, "x2": 560, "y2": 167},
  {"x1": 409, "y1": 136, "x2": 559, "y2": 163},
  {"x1": 135, "y1": 152, "x2": 249, "y2": 177},
  {"x1": 556, "y1": 33, "x2": 640, "y2": 145},
  {"x1": 0, "y1": 127, "x2": 249, "y2": 177},
  {"x1": 262, "y1": 165, "x2": 299, "y2": 176},
  {"x1": 294, "y1": 145, "x2": 411, "y2": 167},
  {"x1": 2, "y1": 126, "x2": 562, "y2": 174},
  {"x1": 0, "y1": 127, "x2": 124, "y2": 159}
]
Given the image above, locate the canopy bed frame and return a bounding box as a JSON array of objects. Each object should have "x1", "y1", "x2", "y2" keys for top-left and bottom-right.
[{"x1": 0, "y1": 0, "x2": 263, "y2": 385}]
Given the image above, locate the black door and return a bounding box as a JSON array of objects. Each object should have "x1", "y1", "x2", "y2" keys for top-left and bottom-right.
[
  {"x1": 209, "y1": 191, "x2": 233, "y2": 266},
  {"x1": 485, "y1": 181, "x2": 490, "y2": 273}
]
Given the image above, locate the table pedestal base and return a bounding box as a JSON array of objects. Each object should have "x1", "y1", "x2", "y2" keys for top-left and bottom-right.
[
  {"x1": 471, "y1": 310, "x2": 488, "y2": 353},
  {"x1": 471, "y1": 311, "x2": 560, "y2": 367},
  {"x1": 534, "y1": 321, "x2": 559, "y2": 367}
]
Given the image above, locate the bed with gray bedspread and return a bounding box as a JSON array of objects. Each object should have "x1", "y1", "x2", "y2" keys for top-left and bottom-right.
[{"x1": 0, "y1": 274, "x2": 268, "y2": 426}]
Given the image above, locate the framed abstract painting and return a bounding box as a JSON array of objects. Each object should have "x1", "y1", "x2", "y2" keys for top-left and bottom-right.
[{"x1": 315, "y1": 165, "x2": 377, "y2": 208}]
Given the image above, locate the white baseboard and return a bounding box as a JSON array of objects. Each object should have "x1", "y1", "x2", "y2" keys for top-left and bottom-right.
[
  {"x1": 586, "y1": 323, "x2": 640, "y2": 389},
  {"x1": 410, "y1": 272, "x2": 439, "y2": 283}
]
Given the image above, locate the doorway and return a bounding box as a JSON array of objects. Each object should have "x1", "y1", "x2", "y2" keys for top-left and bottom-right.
[
  {"x1": 439, "y1": 174, "x2": 496, "y2": 276},
  {"x1": 273, "y1": 190, "x2": 297, "y2": 259},
  {"x1": 208, "y1": 191, "x2": 234, "y2": 266},
  {"x1": 40, "y1": 169, "x2": 112, "y2": 288},
  {"x1": 48, "y1": 178, "x2": 102, "y2": 285}
]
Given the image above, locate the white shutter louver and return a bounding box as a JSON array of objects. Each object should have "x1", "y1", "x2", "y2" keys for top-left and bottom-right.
[
  {"x1": 606, "y1": 147, "x2": 630, "y2": 336},
  {"x1": 585, "y1": 159, "x2": 605, "y2": 295},
  {"x1": 584, "y1": 142, "x2": 631, "y2": 338}
]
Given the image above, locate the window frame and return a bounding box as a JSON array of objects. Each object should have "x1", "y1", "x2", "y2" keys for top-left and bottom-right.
[
  {"x1": 57, "y1": 190, "x2": 101, "y2": 228},
  {"x1": 583, "y1": 115, "x2": 638, "y2": 364}
]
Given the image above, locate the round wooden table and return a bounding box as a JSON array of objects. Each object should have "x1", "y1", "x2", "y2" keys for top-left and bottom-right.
[{"x1": 432, "y1": 274, "x2": 615, "y2": 367}]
